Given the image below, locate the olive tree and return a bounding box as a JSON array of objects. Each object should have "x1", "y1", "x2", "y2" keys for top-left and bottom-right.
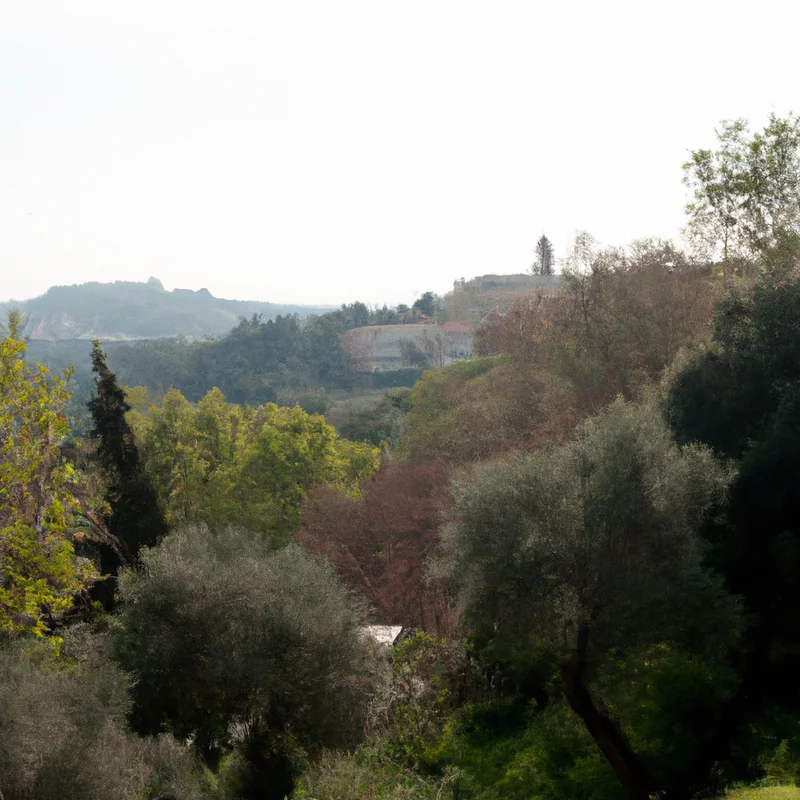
[
  {"x1": 113, "y1": 525, "x2": 386, "y2": 799},
  {"x1": 0, "y1": 635, "x2": 205, "y2": 800},
  {"x1": 439, "y1": 401, "x2": 741, "y2": 800}
]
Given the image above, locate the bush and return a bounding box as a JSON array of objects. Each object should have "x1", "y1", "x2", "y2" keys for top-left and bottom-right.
[
  {"x1": 277, "y1": 387, "x2": 332, "y2": 415},
  {"x1": 292, "y1": 744, "x2": 454, "y2": 800},
  {"x1": 370, "y1": 368, "x2": 425, "y2": 390},
  {"x1": 723, "y1": 788, "x2": 800, "y2": 800},
  {"x1": 338, "y1": 388, "x2": 412, "y2": 449},
  {"x1": 113, "y1": 525, "x2": 387, "y2": 798},
  {"x1": 0, "y1": 635, "x2": 207, "y2": 800}
]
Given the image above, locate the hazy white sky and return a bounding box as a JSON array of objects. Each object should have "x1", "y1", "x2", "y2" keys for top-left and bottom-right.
[{"x1": 2, "y1": 1, "x2": 799, "y2": 306}]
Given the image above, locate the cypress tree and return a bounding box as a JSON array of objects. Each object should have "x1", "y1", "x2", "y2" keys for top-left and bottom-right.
[
  {"x1": 87, "y1": 341, "x2": 168, "y2": 608},
  {"x1": 534, "y1": 234, "x2": 555, "y2": 276}
]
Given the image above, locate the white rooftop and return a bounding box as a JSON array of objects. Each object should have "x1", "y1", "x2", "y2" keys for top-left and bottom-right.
[{"x1": 362, "y1": 625, "x2": 404, "y2": 647}]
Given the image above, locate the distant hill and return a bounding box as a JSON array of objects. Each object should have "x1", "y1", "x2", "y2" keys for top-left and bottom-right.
[
  {"x1": 0, "y1": 278, "x2": 333, "y2": 340},
  {"x1": 439, "y1": 273, "x2": 562, "y2": 326}
]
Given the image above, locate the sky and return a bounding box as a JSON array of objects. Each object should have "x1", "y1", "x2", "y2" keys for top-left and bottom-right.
[{"x1": 2, "y1": 1, "x2": 799, "y2": 307}]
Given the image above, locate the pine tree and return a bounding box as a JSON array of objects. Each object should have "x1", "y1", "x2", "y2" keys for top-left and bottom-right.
[
  {"x1": 87, "y1": 341, "x2": 168, "y2": 609},
  {"x1": 534, "y1": 234, "x2": 555, "y2": 276}
]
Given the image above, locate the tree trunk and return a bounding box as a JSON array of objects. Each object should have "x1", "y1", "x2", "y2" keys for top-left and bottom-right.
[{"x1": 561, "y1": 625, "x2": 654, "y2": 800}]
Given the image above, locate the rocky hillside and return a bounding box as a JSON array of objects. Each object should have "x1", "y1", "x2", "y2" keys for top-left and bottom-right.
[{"x1": 1, "y1": 278, "x2": 332, "y2": 340}]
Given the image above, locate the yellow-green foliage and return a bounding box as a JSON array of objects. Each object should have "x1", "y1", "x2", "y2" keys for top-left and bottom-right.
[
  {"x1": 0, "y1": 313, "x2": 97, "y2": 636},
  {"x1": 398, "y1": 356, "x2": 575, "y2": 464},
  {"x1": 398, "y1": 357, "x2": 507, "y2": 463},
  {"x1": 128, "y1": 387, "x2": 380, "y2": 538},
  {"x1": 723, "y1": 788, "x2": 800, "y2": 800}
]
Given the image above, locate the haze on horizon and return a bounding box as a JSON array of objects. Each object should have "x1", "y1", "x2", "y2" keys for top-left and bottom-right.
[{"x1": 1, "y1": 0, "x2": 798, "y2": 308}]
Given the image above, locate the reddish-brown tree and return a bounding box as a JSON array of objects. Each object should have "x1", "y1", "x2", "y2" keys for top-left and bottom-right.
[
  {"x1": 473, "y1": 291, "x2": 564, "y2": 362},
  {"x1": 402, "y1": 251, "x2": 720, "y2": 466},
  {"x1": 300, "y1": 460, "x2": 455, "y2": 635},
  {"x1": 475, "y1": 247, "x2": 719, "y2": 414}
]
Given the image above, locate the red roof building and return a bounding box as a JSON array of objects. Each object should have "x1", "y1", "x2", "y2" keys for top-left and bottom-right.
[{"x1": 441, "y1": 321, "x2": 470, "y2": 334}]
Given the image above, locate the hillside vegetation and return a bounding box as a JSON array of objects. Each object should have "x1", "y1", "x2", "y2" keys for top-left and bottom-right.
[
  {"x1": 439, "y1": 273, "x2": 561, "y2": 325},
  {"x1": 5, "y1": 114, "x2": 800, "y2": 800}
]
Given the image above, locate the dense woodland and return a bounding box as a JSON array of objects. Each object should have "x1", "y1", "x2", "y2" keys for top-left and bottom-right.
[
  {"x1": 4, "y1": 115, "x2": 800, "y2": 800},
  {"x1": 25, "y1": 292, "x2": 448, "y2": 424}
]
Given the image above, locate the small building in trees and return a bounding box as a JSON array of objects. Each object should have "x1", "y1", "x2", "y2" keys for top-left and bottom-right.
[
  {"x1": 442, "y1": 321, "x2": 472, "y2": 360},
  {"x1": 362, "y1": 625, "x2": 405, "y2": 647}
]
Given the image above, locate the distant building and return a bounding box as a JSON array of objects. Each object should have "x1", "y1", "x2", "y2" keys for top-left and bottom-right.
[
  {"x1": 441, "y1": 321, "x2": 470, "y2": 334},
  {"x1": 341, "y1": 323, "x2": 472, "y2": 372},
  {"x1": 441, "y1": 321, "x2": 472, "y2": 360}
]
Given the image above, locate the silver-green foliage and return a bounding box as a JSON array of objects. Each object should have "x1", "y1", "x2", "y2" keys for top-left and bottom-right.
[
  {"x1": 440, "y1": 400, "x2": 741, "y2": 662},
  {"x1": 0, "y1": 636, "x2": 205, "y2": 800},
  {"x1": 114, "y1": 526, "x2": 387, "y2": 755}
]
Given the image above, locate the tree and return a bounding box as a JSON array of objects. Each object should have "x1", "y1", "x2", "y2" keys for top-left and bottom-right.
[
  {"x1": 128, "y1": 388, "x2": 380, "y2": 541},
  {"x1": 340, "y1": 301, "x2": 371, "y2": 329},
  {"x1": 0, "y1": 636, "x2": 206, "y2": 800},
  {"x1": 398, "y1": 356, "x2": 574, "y2": 464},
  {"x1": 664, "y1": 278, "x2": 800, "y2": 781},
  {"x1": 557, "y1": 241, "x2": 718, "y2": 402},
  {"x1": 683, "y1": 114, "x2": 800, "y2": 274},
  {"x1": 405, "y1": 239, "x2": 717, "y2": 467},
  {"x1": 301, "y1": 461, "x2": 454, "y2": 633},
  {"x1": 338, "y1": 387, "x2": 411, "y2": 449},
  {"x1": 87, "y1": 342, "x2": 168, "y2": 609},
  {"x1": 301, "y1": 312, "x2": 356, "y2": 388},
  {"x1": 534, "y1": 234, "x2": 555, "y2": 276},
  {"x1": 0, "y1": 312, "x2": 97, "y2": 637},
  {"x1": 438, "y1": 401, "x2": 740, "y2": 799},
  {"x1": 412, "y1": 292, "x2": 436, "y2": 317},
  {"x1": 113, "y1": 525, "x2": 385, "y2": 799},
  {"x1": 419, "y1": 329, "x2": 448, "y2": 368}
]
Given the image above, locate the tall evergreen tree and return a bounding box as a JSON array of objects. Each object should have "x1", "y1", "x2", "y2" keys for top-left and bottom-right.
[
  {"x1": 412, "y1": 291, "x2": 437, "y2": 317},
  {"x1": 87, "y1": 341, "x2": 168, "y2": 609},
  {"x1": 534, "y1": 234, "x2": 555, "y2": 275}
]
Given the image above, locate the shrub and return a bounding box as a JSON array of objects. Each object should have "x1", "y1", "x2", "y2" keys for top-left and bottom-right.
[
  {"x1": 113, "y1": 525, "x2": 387, "y2": 798},
  {"x1": 0, "y1": 634, "x2": 206, "y2": 800}
]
